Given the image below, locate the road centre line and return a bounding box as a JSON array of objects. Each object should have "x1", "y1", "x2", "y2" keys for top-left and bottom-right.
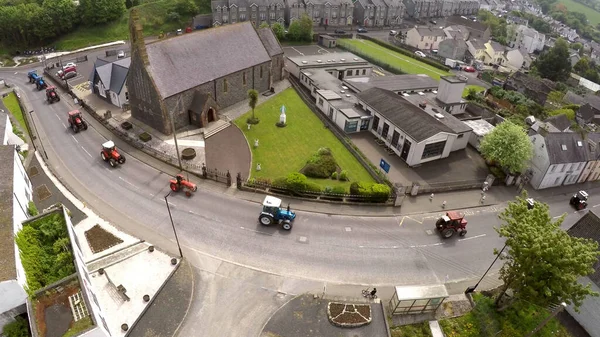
[
  {"x1": 71, "y1": 135, "x2": 79, "y2": 143},
  {"x1": 61, "y1": 122, "x2": 67, "y2": 128},
  {"x1": 55, "y1": 114, "x2": 61, "y2": 121},
  {"x1": 593, "y1": 204, "x2": 600, "y2": 208},
  {"x1": 118, "y1": 176, "x2": 138, "y2": 189},
  {"x1": 81, "y1": 147, "x2": 92, "y2": 158},
  {"x1": 458, "y1": 234, "x2": 486, "y2": 241}
]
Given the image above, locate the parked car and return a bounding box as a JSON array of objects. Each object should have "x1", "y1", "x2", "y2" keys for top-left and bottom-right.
[
  {"x1": 63, "y1": 71, "x2": 78, "y2": 80},
  {"x1": 63, "y1": 62, "x2": 76, "y2": 69},
  {"x1": 432, "y1": 49, "x2": 438, "y2": 54},
  {"x1": 334, "y1": 29, "x2": 346, "y2": 34},
  {"x1": 463, "y1": 66, "x2": 476, "y2": 73},
  {"x1": 429, "y1": 20, "x2": 437, "y2": 24},
  {"x1": 390, "y1": 30, "x2": 397, "y2": 36},
  {"x1": 357, "y1": 27, "x2": 368, "y2": 33},
  {"x1": 176, "y1": 29, "x2": 183, "y2": 35},
  {"x1": 414, "y1": 51, "x2": 426, "y2": 57},
  {"x1": 117, "y1": 50, "x2": 125, "y2": 59}
]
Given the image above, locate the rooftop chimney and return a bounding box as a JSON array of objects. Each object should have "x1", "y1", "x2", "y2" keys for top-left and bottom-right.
[
  {"x1": 129, "y1": 8, "x2": 149, "y2": 66},
  {"x1": 436, "y1": 76, "x2": 467, "y2": 104}
]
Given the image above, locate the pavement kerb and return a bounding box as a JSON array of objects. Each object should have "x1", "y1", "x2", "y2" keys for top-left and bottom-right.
[
  {"x1": 257, "y1": 294, "x2": 302, "y2": 335},
  {"x1": 171, "y1": 260, "x2": 195, "y2": 337}
]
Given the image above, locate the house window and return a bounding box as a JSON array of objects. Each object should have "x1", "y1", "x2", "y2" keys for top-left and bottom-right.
[
  {"x1": 421, "y1": 36, "x2": 424, "y2": 41},
  {"x1": 360, "y1": 119, "x2": 370, "y2": 130},
  {"x1": 458, "y1": 134, "x2": 464, "y2": 138},
  {"x1": 346, "y1": 70, "x2": 352, "y2": 76},
  {"x1": 550, "y1": 165, "x2": 556, "y2": 173},
  {"x1": 391, "y1": 130, "x2": 400, "y2": 146},
  {"x1": 372, "y1": 115, "x2": 379, "y2": 131},
  {"x1": 240, "y1": 14, "x2": 246, "y2": 20},
  {"x1": 260, "y1": 13, "x2": 266, "y2": 20},
  {"x1": 345, "y1": 120, "x2": 358, "y2": 132},
  {"x1": 242, "y1": 72, "x2": 247, "y2": 85},
  {"x1": 223, "y1": 15, "x2": 228, "y2": 23},
  {"x1": 560, "y1": 164, "x2": 565, "y2": 172},
  {"x1": 332, "y1": 11, "x2": 337, "y2": 18},
  {"x1": 318, "y1": 97, "x2": 324, "y2": 106},
  {"x1": 362, "y1": 69, "x2": 366, "y2": 75},
  {"x1": 421, "y1": 141, "x2": 446, "y2": 159},
  {"x1": 260, "y1": 66, "x2": 263, "y2": 79},
  {"x1": 382, "y1": 123, "x2": 389, "y2": 138},
  {"x1": 554, "y1": 177, "x2": 561, "y2": 185},
  {"x1": 223, "y1": 79, "x2": 228, "y2": 93},
  {"x1": 270, "y1": 12, "x2": 275, "y2": 20},
  {"x1": 314, "y1": 11, "x2": 320, "y2": 17},
  {"x1": 355, "y1": 69, "x2": 359, "y2": 75}
]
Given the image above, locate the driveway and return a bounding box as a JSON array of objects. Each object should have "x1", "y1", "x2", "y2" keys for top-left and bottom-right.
[{"x1": 349, "y1": 132, "x2": 489, "y2": 186}]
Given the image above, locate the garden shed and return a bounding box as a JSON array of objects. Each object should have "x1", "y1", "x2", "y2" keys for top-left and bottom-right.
[
  {"x1": 389, "y1": 284, "x2": 448, "y2": 315},
  {"x1": 319, "y1": 35, "x2": 337, "y2": 48}
]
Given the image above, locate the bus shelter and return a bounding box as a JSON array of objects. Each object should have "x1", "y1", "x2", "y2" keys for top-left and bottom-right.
[{"x1": 389, "y1": 284, "x2": 449, "y2": 315}]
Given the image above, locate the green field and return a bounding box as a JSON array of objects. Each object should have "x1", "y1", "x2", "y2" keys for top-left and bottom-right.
[
  {"x1": 558, "y1": 0, "x2": 600, "y2": 25},
  {"x1": 338, "y1": 39, "x2": 451, "y2": 80},
  {"x1": 234, "y1": 88, "x2": 375, "y2": 189}
]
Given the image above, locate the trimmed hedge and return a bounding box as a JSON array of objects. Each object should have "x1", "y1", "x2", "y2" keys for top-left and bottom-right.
[
  {"x1": 356, "y1": 34, "x2": 452, "y2": 72},
  {"x1": 304, "y1": 148, "x2": 338, "y2": 178},
  {"x1": 350, "y1": 182, "x2": 391, "y2": 202}
]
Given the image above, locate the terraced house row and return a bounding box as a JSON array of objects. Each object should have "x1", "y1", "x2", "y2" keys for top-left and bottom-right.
[{"x1": 211, "y1": 0, "x2": 478, "y2": 27}]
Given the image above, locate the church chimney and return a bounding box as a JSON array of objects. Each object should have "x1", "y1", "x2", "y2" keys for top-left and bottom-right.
[{"x1": 129, "y1": 8, "x2": 149, "y2": 66}]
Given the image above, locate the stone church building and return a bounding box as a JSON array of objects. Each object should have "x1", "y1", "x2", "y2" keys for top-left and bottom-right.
[{"x1": 126, "y1": 9, "x2": 284, "y2": 135}]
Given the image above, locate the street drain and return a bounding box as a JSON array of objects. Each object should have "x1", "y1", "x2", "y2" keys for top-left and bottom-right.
[
  {"x1": 28, "y1": 166, "x2": 39, "y2": 177},
  {"x1": 298, "y1": 236, "x2": 308, "y2": 243},
  {"x1": 36, "y1": 184, "x2": 52, "y2": 201},
  {"x1": 425, "y1": 229, "x2": 434, "y2": 235}
]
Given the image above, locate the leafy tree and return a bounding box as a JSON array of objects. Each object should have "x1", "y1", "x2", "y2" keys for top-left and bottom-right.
[
  {"x1": 534, "y1": 38, "x2": 572, "y2": 81},
  {"x1": 42, "y1": 0, "x2": 78, "y2": 37},
  {"x1": 479, "y1": 121, "x2": 533, "y2": 174},
  {"x1": 2, "y1": 316, "x2": 29, "y2": 337},
  {"x1": 173, "y1": 0, "x2": 198, "y2": 16},
  {"x1": 271, "y1": 22, "x2": 285, "y2": 41},
  {"x1": 571, "y1": 42, "x2": 583, "y2": 51},
  {"x1": 259, "y1": 22, "x2": 270, "y2": 28},
  {"x1": 247, "y1": 89, "x2": 259, "y2": 124},
  {"x1": 547, "y1": 90, "x2": 565, "y2": 105},
  {"x1": 80, "y1": 0, "x2": 125, "y2": 25},
  {"x1": 494, "y1": 193, "x2": 600, "y2": 310},
  {"x1": 288, "y1": 14, "x2": 313, "y2": 42},
  {"x1": 548, "y1": 108, "x2": 575, "y2": 120}
]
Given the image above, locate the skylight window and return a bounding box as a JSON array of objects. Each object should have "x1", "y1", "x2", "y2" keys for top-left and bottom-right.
[
  {"x1": 577, "y1": 141, "x2": 583, "y2": 147},
  {"x1": 561, "y1": 144, "x2": 567, "y2": 150}
]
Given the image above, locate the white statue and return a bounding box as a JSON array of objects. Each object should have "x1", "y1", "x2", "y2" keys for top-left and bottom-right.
[
  {"x1": 280, "y1": 105, "x2": 287, "y2": 124},
  {"x1": 254, "y1": 139, "x2": 259, "y2": 148},
  {"x1": 256, "y1": 163, "x2": 261, "y2": 171}
]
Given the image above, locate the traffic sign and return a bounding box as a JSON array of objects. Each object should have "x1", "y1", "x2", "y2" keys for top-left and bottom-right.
[{"x1": 380, "y1": 159, "x2": 390, "y2": 173}]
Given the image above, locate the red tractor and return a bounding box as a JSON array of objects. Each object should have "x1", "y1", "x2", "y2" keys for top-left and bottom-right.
[
  {"x1": 435, "y1": 211, "x2": 468, "y2": 238},
  {"x1": 169, "y1": 174, "x2": 197, "y2": 197},
  {"x1": 46, "y1": 86, "x2": 60, "y2": 103},
  {"x1": 100, "y1": 141, "x2": 126, "y2": 168},
  {"x1": 67, "y1": 110, "x2": 88, "y2": 133}
]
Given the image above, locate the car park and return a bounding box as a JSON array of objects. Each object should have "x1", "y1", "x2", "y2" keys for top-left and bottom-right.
[
  {"x1": 63, "y1": 71, "x2": 78, "y2": 80},
  {"x1": 414, "y1": 51, "x2": 426, "y2": 57}
]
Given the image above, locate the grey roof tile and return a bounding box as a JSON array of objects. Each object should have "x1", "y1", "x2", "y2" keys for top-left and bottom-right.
[
  {"x1": 544, "y1": 114, "x2": 571, "y2": 132},
  {"x1": 445, "y1": 15, "x2": 489, "y2": 33},
  {"x1": 416, "y1": 27, "x2": 446, "y2": 37},
  {"x1": 567, "y1": 210, "x2": 600, "y2": 287},
  {"x1": 109, "y1": 58, "x2": 131, "y2": 94},
  {"x1": 0, "y1": 145, "x2": 16, "y2": 281},
  {"x1": 344, "y1": 74, "x2": 439, "y2": 92},
  {"x1": 544, "y1": 132, "x2": 589, "y2": 164},
  {"x1": 257, "y1": 28, "x2": 283, "y2": 57},
  {"x1": 146, "y1": 22, "x2": 271, "y2": 98},
  {"x1": 357, "y1": 88, "x2": 454, "y2": 142}
]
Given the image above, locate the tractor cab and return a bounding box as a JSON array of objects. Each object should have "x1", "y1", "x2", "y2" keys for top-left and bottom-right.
[
  {"x1": 570, "y1": 190, "x2": 589, "y2": 210},
  {"x1": 435, "y1": 211, "x2": 467, "y2": 238},
  {"x1": 46, "y1": 86, "x2": 60, "y2": 103},
  {"x1": 259, "y1": 196, "x2": 296, "y2": 230},
  {"x1": 27, "y1": 70, "x2": 38, "y2": 83},
  {"x1": 101, "y1": 140, "x2": 126, "y2": 167},
  {"x1": 102, "y1": 140, "x2": 116, "y2": 153},
  {"x1": 69, "y1": 110, "x2": 82, "y2": 120}
]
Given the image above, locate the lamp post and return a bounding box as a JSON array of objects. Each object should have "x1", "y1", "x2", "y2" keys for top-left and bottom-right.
[
  {"x1": 465, "y1": 242, "x2": 508, "y2": 294},
  {"x1": 164, "y1": 191, "x2": 183, "y2": 258}
]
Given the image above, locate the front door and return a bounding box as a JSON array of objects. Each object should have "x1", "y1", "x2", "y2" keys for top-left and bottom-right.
[
  {"x1": 400, "y1": 139, "x2": 411, "y2": 161},
  {"x1": 207, "y1": 108, "x2": 215, "y2": 123}
]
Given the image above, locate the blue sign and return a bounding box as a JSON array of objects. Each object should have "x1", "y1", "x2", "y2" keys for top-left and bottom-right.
[{"x1": 380, "y1": 159, "x2": 390, "y2": 173}]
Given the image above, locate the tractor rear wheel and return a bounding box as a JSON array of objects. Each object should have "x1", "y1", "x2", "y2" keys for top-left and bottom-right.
[
  {"x1": 101, "y1": 152, "x2": 107, "y2": 161},
  {"x1": 282, "y1": 220, "x2": 292, "y2": 230},
  {"x1": 72, "y1": 124, "x2": 78, "y2": 133},
  {"x1": 441, "y1": 228, "x2": 455, "y2": 238},
  {"x1": 109, "y1": 158, "x2": 117, "y2": 167},
  {"x1": 192, "y1": 185, "x2": 198, "y2": 192},
  {"x1": 82, "y1": 122, "x2": 88, "y2": 130},
  {"x1": 185, "y1": 190, "x2": 192, "y2": 197},
  {"x1": 170, "y1": 183, "x2": 179, "y2": 192},
  {"x1": 259, "y1": 214, "x2": 274, "y2": 226}
]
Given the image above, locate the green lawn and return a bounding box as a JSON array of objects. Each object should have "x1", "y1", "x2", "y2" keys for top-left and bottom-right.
[
  {"x1": 438, "y1": 294, "x2": 572, "y2": 337},
  {"x1": 391, "y1": 321, "x2": 432, "y2": 337},
  {"x1": 558, "y1": 0, "x2": 600, "y2": 25},
  {"x1": 234, "y1": 88, "x2": 375, "y2": 189},
  {"x1": 463, "y1": 85, "x2": 486, "y2": 98},
  {"x1": 2, "y1": 92, "x2": 26, "y2": 131},
  {"x1": 338, "y1": 39, "x2": 451, "y2": 80}
]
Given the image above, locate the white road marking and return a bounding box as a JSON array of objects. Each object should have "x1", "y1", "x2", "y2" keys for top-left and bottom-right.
[
  {"x1": 81, "y1": 147, "x2": 92, "y2": 158},
  {"x1": 61, "y1": 122, "x2": 67, "y2": 128},
  {"x1": 118, "y1": 176, "x2": 138, "y2": 189},
  {"x1": 167, "y1": 201, "x2": 177, "y2": 207},
  {"x1": 104, "y1": 168, "x2": 112, "y2": 173},
  {"x1": 593, "y1": 204, "x2": 600, "y2": 208},
  {"x1": 291, "y1": 47, "x2": 304, "y2": 56},
  {"x1": 410, "y1": 243, "x2": 444, "y2": 248},
  {"x1": 71, "y1": 135, "x2": 79, "y2": 143},
  {"x1": 458, "y1": 234, "x2": 486, "y2": 241},
  {"x1": 55, "y1": 114, "x2": 61, "y2": 121}
]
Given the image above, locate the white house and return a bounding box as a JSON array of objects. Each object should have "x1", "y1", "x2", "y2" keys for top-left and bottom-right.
[
  {"x1": 505, "y1": 49, "x2": 526, "y2": 70},
  {"x1": 528, "y1": 132, "x2": 589, "y2": 190},
  {"x1": 357, "y1": 87, "x2": 471, "y2": 167},
  {"x1": 0, "y1": 145, "x2": 33, "y2": 331},
  {"x1": 89, "y1": 57, "x2": 130, "y2": 109},
  {"x1": 0, "y1": 110, "x2": 26, "y2": 150},
  {"x1": 578, "y1": 133, "x2": 600, "y2": 183},
  {"x1": 509, "y1": 25, "x2": 545, "y2": 53},
  {"x1": 405, "y1": 27, "x2": 447, "y2": 50},
  {"x1": 463, "y1": 119, "x2": 495, "y2": 151}
]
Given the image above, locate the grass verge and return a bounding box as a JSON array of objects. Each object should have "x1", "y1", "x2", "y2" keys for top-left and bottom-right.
[
  {"x1": 234, "y1": 88, "x2": 375, "y2": 189},
  {"x1": 337, "y1": 39, "x2": 451, "y2": 80},
  {"x1": 390, "y1": 321, "x2": 432, "y2": 337},
  {"x1": 558, "y1": 0, "x2": 600, "y2": 25},
  {"x1": 2, "y1": 92, "x2": 27, "y2": 131}
]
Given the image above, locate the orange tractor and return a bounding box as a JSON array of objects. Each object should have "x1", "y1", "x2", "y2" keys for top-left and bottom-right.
[
  {"x1": 169, "y1": 174, "x2": 197, "y2": 197},
  {"x1": 67, "y1": 110, "x2": 88, "y2": 133},
  {"x1": 100, "y1": 141, "x2": 126, "y2": 168},
  {"x1": 435, "y1": 211, "x2": 468, "y2": 238}
]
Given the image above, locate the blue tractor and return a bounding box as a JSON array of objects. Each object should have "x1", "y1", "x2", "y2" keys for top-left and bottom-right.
[
  {"x1": 34, "y1": 75, "x2": 47, "y2": 90},
  {"x1": 27, "y1": 70, "x2": 38, "y2": 83},
  {"x1": 258, "y1": 196, "x2": 296, "y2": 230}
]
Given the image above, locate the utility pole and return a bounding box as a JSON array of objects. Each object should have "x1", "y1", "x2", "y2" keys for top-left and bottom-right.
[
  {"x1": 169, "y1": 95, "x2": 183, "y2": 170},
  {"x1": 164, "y1": 191, "x2": 183, "y2": 258}
]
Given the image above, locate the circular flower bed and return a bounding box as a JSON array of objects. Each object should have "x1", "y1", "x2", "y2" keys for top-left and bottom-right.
[{"x1": 327, "y1": 302, "x2": 372, "y2": 328}]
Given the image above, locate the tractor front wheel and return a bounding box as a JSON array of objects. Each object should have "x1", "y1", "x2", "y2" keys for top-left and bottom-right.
[
  {"x1": 259, "y1": 214, "x2": 274, "y2": 226},
  {"x1": 459, "y1": 229, "x2": 467, "y2": 237},
  {"x1": 441, "y1": 228, "x2": 455, "y2": 238},
  {"x1": 192, "y1": 185, "x2": 198, "y2": 192},
  {"x1": 170, "y1": 183, "x2": 179, "y2": 192},
  {"x1": 282, "y1": 220, "x2": 292, "y2": 230},
  {"x1": 109, "y1": 158, "x2": 117, "y2": 168},
  {"x1": 118, "y1": 156, "x2": 126, "y2": 164},
  {"x1": 185, "y1": 190, "x2": 192, "y2": 197},
  {"x1": 101, "y1": 152, "x2": 107, "y2": 161}
]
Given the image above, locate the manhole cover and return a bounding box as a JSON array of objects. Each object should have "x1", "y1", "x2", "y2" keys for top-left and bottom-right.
[
  {"x1": 345, "y1": 227, "x2": 352, "y2": 232},
  {"x1": 36, "y1": 184, "x2": 52, "y2": 201},
  {"x1": 298, "y1": 236, "x2": 308, "y2": 243},
  {"x1": 425, "y1": 229, "x2": 434, "y2": 235},
  {"x1": 28, "y1": 166, "x2": 39, "y2": 177}
]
